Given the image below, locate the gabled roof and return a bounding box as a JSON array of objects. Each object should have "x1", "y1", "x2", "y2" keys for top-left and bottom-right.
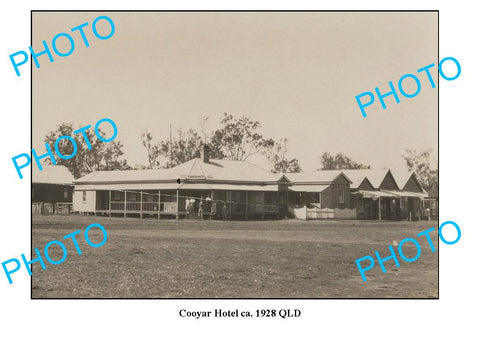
[
  {"x1": 332, "y1": 169, "x2": 394, "y2": 189},
  {"x1": 292, "y1": 169, "x2": 403, "y2": 190},
  {"x1": 393, "y1": 170, "x2": 426, "y2": 193},
  {"x1": 394, "y1": 170, "x2": 413, "y2": 190},
  {"x1": 75, "y1": 158, "x2": 278, "y2": 184},
  {"x1": 340, "y1": 170, "x2": 375, "y2": 189},
  {"x1": 277, "y1": 174, "x2": 291, "y2": 183},
  {"x1": 284, "y1": 170, "x2": 352, "y2": 184},
  {"x1": 32, "y1": 165, "x2": 74, "y2": 185}
]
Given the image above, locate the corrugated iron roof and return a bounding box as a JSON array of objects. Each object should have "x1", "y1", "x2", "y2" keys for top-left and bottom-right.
[
  {"x1": 382, "y1": 190, "x2": 428, "y2": 198},
  {"x1": 392, "y1": 170, "x2": 426, "y2": 193},
  {"x1": 73, "y1": 158, "x2": 426, "y2": 197},
  {"x1": 74, "y1": 183, "x2": 180, "y2": 191},
  {"x1": 392, "y1": 170, "x2": 414, "y2": 189},
  {"x1": 289, "y1": 184, "x2": 329, "y2": 192},
  {"x1": 313, "y1": 169, "x2": 395, "y2": 189},
  {"x1": 345, "y1": 169, "x2": 391, "y2": 189},
  {"x1": 185, "y1": 183, "x2": 279, "y2": 192},
  {"x1": 340, "y1": 170, "x2": 374, "y2": 189},
  {"x1": 287, "y1": 169, "x2": 419, "y2": 191},
  {"x1": 357, "y1": 190, "x2": 397, "y2": 198},
  {"x1": 285, "y1": 170, "x2": 351, "y2": 184},
  {"x1": 74, "y1": 181, "x2": 279, "y2": 192},
  {"x1": 76, "y1": 167, "x2": 179, "y2": 182},
  {"x1": 75, "y1": 158, "x2": 278, "y2": 184},
  {"x1": 32, "y1": 165, "x2": 74, "y2": 185}
]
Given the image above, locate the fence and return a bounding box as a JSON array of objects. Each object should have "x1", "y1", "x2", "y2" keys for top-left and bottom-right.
[
  {"x1": 55, "y1": 203, "x2": 72, "y2": 215},
  {"x1": 307, "y1": 208, "x2": 334, "y2": 219},
  {"x1": 32, "y1": 202, "x2": 43, "y2": 215},
  {"x1": 289, "y1": 205, "x2": 356, "y2": 220},
  {"x1": 108, "y1": 201, "x2": 178, "y2": 213},
  {"x1": 32, "y1": 202, "x2": 72, "y2": 215}
]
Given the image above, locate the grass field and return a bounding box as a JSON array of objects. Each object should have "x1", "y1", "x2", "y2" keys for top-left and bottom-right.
[{"x1": 31, "y1": 215, "x2": 438, "y2": 298}]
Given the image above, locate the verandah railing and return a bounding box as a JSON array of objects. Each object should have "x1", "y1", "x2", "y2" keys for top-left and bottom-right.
[
  {"x1": 109, "y1": 202, "x2": 177, "y2": 212},
  {"x1": 107, "y1": 202, "x2": 278, "y2": 213}
]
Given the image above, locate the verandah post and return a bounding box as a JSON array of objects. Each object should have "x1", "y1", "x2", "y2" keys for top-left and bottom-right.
[
  {"x1": 286, "y1": 191, "x2": 289, "y2": 218},
  {"x1": 378, "y1": 196, "x2": 381, "y2": 221},
  {"x1": 210, "y1": 190, "x2": 214, "y2": 220},
  {"x1": 245, "y1": 191, "x2": 249, "y2": 220},
  {"x1": 275, "y1": 190, "x2": 279, "y2": 220},
  {"x1": 124, "y1": 191, "x2": 127, "y2": 218},
  {"x1": 158, "y1": 190, "x2": 161, "y2": 219},
  {"x1": 140, "y1": 191, "x2": 143, "y2": 219},
  {"x1": 108, "y1": 190, "x2": 111, "y2": 217},
  {"x1": 176, "y1": 189, "x2": 179, "y2": 220}
]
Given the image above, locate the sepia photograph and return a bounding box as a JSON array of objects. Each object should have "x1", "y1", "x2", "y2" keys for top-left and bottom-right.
[{"x1": 31, "y1": 11, "x2": 439, "y2": 298}]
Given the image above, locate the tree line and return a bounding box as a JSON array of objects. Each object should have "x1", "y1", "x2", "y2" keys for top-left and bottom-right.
[
  {"x1": 44, "y1": 113, "x2": 438, "y2": 197},
  {"x1": 140, "y1": 113, "x2": 302, "y2": 172}
]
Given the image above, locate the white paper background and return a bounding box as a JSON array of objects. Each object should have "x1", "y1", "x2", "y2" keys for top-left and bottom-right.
[{"x1": 0, "y1": 1, "x2": 478, "y2": 339}]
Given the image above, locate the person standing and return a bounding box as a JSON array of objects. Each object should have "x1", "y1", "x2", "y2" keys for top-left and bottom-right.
[
  {"x1": 222, "y1": 201, "x2": 228, "y2": 221},
  {"x1": 390, "y1": 199, "x2": 397, "y2": 221},
  {"x1": 185, "y1": 198, "x2": 190, "y2": 219},
  {"x1": 205, "y1": 196, "x2": 212, "y2": 219},
  {"x1": 198, "y1": 199, "x2": 204, "y2": 219}
]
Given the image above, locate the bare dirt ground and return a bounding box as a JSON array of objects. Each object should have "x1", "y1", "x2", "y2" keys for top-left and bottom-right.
[{"x1": 31, "y1": 215, "x2": 438, "y2": 298}]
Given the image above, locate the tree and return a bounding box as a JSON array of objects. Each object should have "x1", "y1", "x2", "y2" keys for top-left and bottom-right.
[
  {"x1": 44, "y1": 122, "x2": 131, "y2": 178},
  {"x1": 319, "y1": 152, "x2": 371, "y2": 170},
  {"x1": 210, "y1": 113, "x2": 275, "y2": 161},
  {"x1": 158, "y1": 128, "x2": 203, "y2": 168},
  {"x1": 141, "y1": 131, "x2": 162, "y2": 168},
  {"x1": 140, "y1": 113, "x2": 279, "y2": 167},
  {"x1": 402, "y1": 149, "x2": 438, "y2": 197},
  {"x1": 140, "y1": 127, "x2": 210, "y2": 169},
  {"x1": 264, "y1": 138, "x2": 302, "y2": 173}
]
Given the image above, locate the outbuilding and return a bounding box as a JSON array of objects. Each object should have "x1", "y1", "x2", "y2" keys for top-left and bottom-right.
[{"x1": 32, "y1": 165, "x2": 74, "y2": 214}]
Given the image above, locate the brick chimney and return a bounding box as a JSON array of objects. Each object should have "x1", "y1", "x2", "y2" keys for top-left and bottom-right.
[{"x1": 200, "y1": 144, "x2": 210, "y2": 163}]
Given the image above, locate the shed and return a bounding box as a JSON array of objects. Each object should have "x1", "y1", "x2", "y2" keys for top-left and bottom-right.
[{"x1": 32, "y1": 165, "x2": 74, "y2": 214}]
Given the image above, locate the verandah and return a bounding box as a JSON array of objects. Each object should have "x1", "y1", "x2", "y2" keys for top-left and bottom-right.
[{"x1": 92, "y1": 189, "x2": 281, "y2": 220}]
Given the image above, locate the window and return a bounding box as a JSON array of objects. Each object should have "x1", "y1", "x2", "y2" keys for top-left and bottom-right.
[
  {"x1": 82, "y1": 190, "x2": 86, "y2": 202},
  {"x1": 338, "y1": 189, "x2": 344, "y2": 204},
  {"x1": 64, "y1": 187, "x2": 69, "y2": 200}
]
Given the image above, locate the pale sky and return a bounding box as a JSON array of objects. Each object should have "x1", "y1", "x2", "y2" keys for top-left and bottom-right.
[{"x1": 32, "y1": 11, "x2": 438, "y2": 172}]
